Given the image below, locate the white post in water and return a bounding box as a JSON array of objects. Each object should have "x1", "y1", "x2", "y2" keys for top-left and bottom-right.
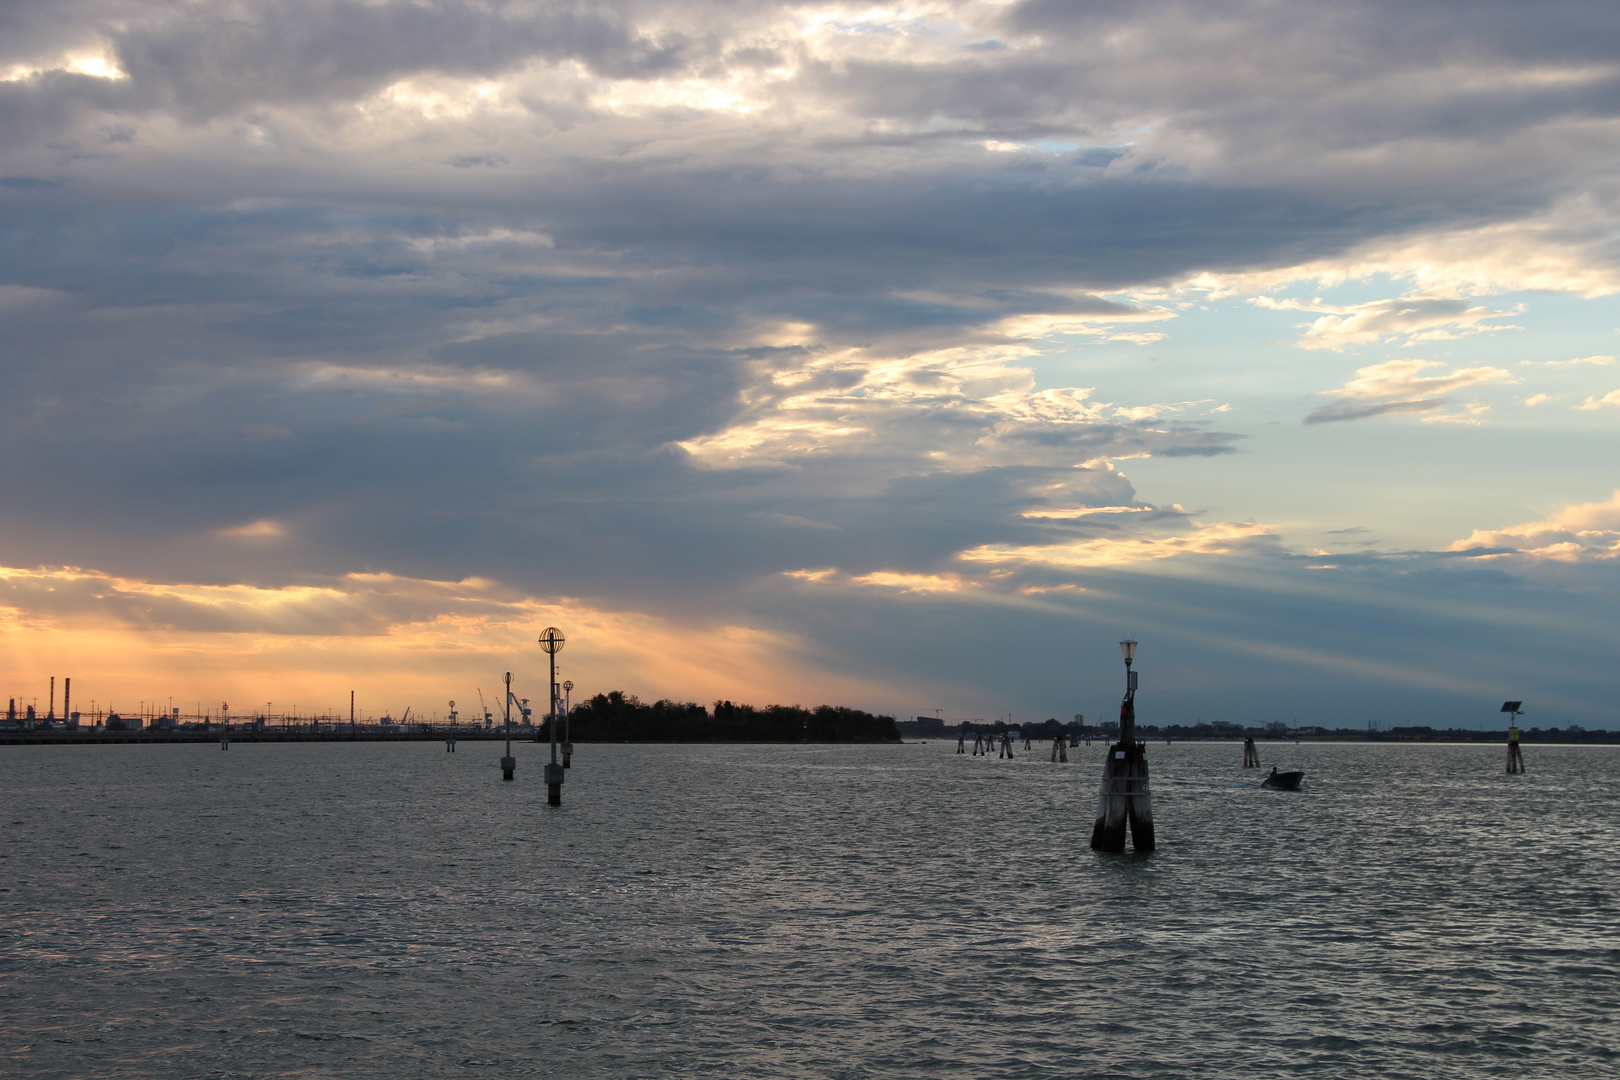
[
  {"x1": 1091, "y1": 639, "x2": 1155, "y2": 853},
  {"x1": 540, "y1": 627, "x2": 567, "y2": 805}
]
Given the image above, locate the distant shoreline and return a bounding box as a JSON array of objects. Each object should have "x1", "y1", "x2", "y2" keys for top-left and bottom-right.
[{"x1": 3, "y1": 730, "x2": 1615, "y2": 747}]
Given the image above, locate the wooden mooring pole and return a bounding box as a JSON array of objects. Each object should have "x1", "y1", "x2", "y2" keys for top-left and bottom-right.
[
  {"x1": 1091, "y1": 640, "x2": 1155, "y2": 853},
  {"x1": 1242, "y1": 736, "x2": 1260, "y2": 768}
]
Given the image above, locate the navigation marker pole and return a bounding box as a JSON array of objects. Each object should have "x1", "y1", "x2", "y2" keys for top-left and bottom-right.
[
  {"x1": 562, "y1": 679, "x2": 574, "y2": 769},
  {"x1": 1503, "y1": 700, "x2": 1525, "y2": 774},
  {"x1": 540, "y1": 627, "x2": 567, "y2": 805},
  {"x1": 1090, "y1": 639, "x2": 1156, "y2": 853},
  {"x1": 501, "y1": 672, "x2": 516, "y2": 781}
]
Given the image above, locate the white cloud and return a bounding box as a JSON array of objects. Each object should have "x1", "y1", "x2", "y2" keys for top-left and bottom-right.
[
  {"x1": 678, "y1": 345, "x2": 1234, "y2": 471},
  {"x1": 1252, "y1": 293, "x2": 1521, "y2": 351},
  {"x1": 1304, "y1": 359, "x2": 1516, "y2": 425},
  {"x1": 1575, "y1": 389, "x2": 1620, "y2": 410},
  {"x1": 958, "y1": 520, "x2": 1280, "y2": 569},
  {"x1": 1450, "y1": 491, "x2": 1620, "y2": 562}
]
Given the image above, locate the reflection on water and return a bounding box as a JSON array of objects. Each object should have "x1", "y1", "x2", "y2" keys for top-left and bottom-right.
[{"x1": 3, "y1": 740, "x2": 1617, "y2": 1078}]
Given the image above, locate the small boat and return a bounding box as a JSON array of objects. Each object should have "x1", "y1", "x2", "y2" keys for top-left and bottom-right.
[{"x1": 1261, "y1": 769, "x2": 1303, "y2": 791}]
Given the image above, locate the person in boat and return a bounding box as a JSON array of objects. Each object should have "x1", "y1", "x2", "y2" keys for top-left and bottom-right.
[{"x1": 1268, "y1": 766, "x2": 1278, "y2": 779}]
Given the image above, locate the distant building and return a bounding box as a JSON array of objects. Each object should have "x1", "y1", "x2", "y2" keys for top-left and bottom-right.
[
  {"x1": 1265, "y1": 721, "x2": 1288, "y2": 734},
  {"x1": 896, "y1": 716, "x2": 948, "y2": 737}
]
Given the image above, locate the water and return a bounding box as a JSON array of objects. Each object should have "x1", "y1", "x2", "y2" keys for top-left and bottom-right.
[{"x1": 3, "y1": 740, "x2": 1617, "y2": 1078}]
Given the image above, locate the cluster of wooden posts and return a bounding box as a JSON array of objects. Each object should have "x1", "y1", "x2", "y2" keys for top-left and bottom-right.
[{"x1": 956, "y1": 730, "x2": 1018, "y2": 756}]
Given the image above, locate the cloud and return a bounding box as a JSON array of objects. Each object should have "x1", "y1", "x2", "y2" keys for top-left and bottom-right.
[
  {"x1": 1304, "y1": 359, "x2": 1516, "y2": 424},
  {"x1": 1173, "y1": 202, "x2": 1620, "y2": 302},
  {"x1": 677, "y1": 346, "x2": 1238, "y2": 472},
  {"x1": 0, "y1": 562, "x2": 907, "y2": 711},
  {"x1": 957, "y1": 519, "x2": 1281, "y2": 570},
  {"x1": 1449, "y1": 491, "x2": 1620, "y2": 563},
  {"x1": 1575, "y1": 389, "x2": 1620, "y2": 410},
  {"x1": 3, "y1": 0, "x2": 1620, "y2": 723},
  {"x1": 1252, "y1": 293, "x2": 1522, "y2": 350}
]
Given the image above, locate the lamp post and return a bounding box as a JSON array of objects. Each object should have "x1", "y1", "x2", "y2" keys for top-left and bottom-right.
[
  {"x1": 500, "y1": 673, "x2": 516, "y2": 781},
  {"x1": 561, "y1": 680, "x2": 574, "y2": 769},
  {"x1": 1090, "y1": 638, "x2": 1155, "y2": 852},
  {"x1": 539, "y1": 628, "x2": 566, "y2": 804},
  {"x1": 1119, "y1": 638, "x2": 1138, "y2": 744}
]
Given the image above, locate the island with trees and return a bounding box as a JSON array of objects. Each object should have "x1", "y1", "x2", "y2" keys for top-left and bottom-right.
[{"x1": 565, "y1": 691, "x2": 901, "y2": 743}]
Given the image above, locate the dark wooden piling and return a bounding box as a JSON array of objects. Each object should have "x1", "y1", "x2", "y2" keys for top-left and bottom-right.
[
  {"x1": 1090, "y1": 685, "x2": 1154, "y2": 853},
  {"x1": 1242, "y1": 736, "x2": 1260, "y2": 768}
]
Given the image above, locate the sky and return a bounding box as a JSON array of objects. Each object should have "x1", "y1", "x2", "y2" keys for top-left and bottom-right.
[{"x1": 3, "y1": 0, "x2": 1619, "y2": 729}]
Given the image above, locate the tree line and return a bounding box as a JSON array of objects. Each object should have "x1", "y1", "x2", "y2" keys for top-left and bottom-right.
[{"x1": 564, "y1": 691, "x2": 901, "y2": 743}]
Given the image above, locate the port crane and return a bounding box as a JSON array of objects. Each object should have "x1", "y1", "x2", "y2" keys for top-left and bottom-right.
[{"x1": 476, "y1": 689, "x2": 495, "y2": 729}]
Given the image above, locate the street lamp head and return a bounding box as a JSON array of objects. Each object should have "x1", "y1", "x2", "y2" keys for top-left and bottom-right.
[
  {"x1": 538, "y1": 626, "x2": 566, "y2": 655},
  {"x1": 563, "y1": 680, "x2": 574, "y2": 692},
  {"x1": 1119, "y1": 639, "x2": 1138, "y2": 662}
]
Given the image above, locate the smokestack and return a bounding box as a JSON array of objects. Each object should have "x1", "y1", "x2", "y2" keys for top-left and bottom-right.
[
  {"x1": 49, "y1": 676, "x2": 55, "y2": 720},
  {"x1": 64, "y1": 678, "x2": 71, "y2": 724}
]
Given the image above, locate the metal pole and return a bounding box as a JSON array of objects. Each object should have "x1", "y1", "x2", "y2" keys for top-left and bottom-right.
[
  {"x1": 549, "y1": 651, "x2": 558, "y2": 766},
  {"x1": 501, "y1": 672, "x2": 516, "y2": 781},
  {"x1": 562, "y1": 679, "x2": 574, "y2": 769}
]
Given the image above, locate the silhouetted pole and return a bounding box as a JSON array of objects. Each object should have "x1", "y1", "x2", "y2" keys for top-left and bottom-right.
[
  {"x1": 1091, "y1": 639, "x2": 1155, "y2": 853},
  {"x1": 540, "y1": 627, "x2": 566, "y2": 804},
  {"x1": 500, "y1": 672, "x2": 516, "y2": 781},
  {"x1": 1243, "y1": 736, "x2": 1260, "y2": 768},
  {"x1": 350, "y1": 690, "x2": 355, "y2": 738},
  {"x1": 562, "y1": 679, "x2": 574, "y2": 768}
]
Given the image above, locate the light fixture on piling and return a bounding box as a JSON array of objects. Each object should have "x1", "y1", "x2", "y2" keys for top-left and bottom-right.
[
  {"x1": 1119, "y1": 639, "x2": 1138, "y2": 663},
  {"x1": 539, "y1": 627, "x2": 567, "y2": 805}
]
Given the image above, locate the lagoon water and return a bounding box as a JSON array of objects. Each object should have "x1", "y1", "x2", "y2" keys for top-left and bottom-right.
[{"x1": 3, "y1": 740, "x2": 1617, "y2": 1078}]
